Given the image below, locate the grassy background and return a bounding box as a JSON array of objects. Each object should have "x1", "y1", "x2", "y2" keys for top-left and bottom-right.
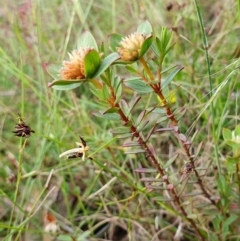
[{"x1": 0, "y1": 0, "x2": 239, "y2": 240}]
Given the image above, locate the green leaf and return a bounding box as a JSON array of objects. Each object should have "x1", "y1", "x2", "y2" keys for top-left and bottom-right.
[
  {"x1": 84, "y1": 49, "x2": 101, "y2": 78},
  {"x1": 161, "y1": 64, "x2": 180, "y2": 75},
  {"x1": 100, "y1": 74, "x2": 111, "y2": 86},
  {"x1": 126, "y1": 96, "x2": 141, "y2": 117},
  {"x1": 77, "y1": 30, "x2": 98, "y2": 51},
  {"x1": 93, "y1": 111, "x2": 120, "y2": 121},
  {"x1": 102, "y1": 83, "x2": 110, "y2": 100},
  {"x1": 182, "y1": 191, "x2": 203, "y2": 197},
  {"x1": 123, "y1": 142, "x2": 140, "y2": 147},
  {"x1": 163, "y1": 154, "x2": 178, "y2": 169},
  {"x1": 155, "y1": 28, "x2": 173, "y2": 58},
  {"x1": 91, "y1": 52, "x2": 120, "y2": 78},
  {"x1": 224, "y1": 162, "x2": 234, "y2": 172},
  {"x1": 48, "y1": 79, "x2": 82, "y2": 90},
  {"x1": 161, "y1": 27, "x2": 172, "y2": 48},
  {"x1": 109, "y1": 33, "x2": 123, "y2": 52},
  {"x1": 223, "y1": 215, "x2": 238, "y2": 228},
  {"x1": 119, "y1": 99, "x2": 129, "y2": 116},
  {"x1": 99, "y1": 41, "x2": 105, "y2": 53},
  {"x1": 147, "y1": 108, "x2": 166, "y2": 114},
  {"x1": 145, "y1": 125, "x2": 156, "y2": 142},
  {"x1": 212, "y1": 216, "x2": 221, "y2": 230},
  {"x1": 222, "y1": 128, "x2": 232, "y2": 141},
  {"x1": 156, "y1": 116, "x2": 168, "y2": 123},
  {"x1": 218, "y1": 175, "x2": 231, "y2": 197},
  {"x1": 57, "y1": 234, "x2": 74, "y2": 241},
  {"x1": 150, "y1": 44, "x2": 160, "y2": 57},
  {"x1": 125, "y1": 65, "x2": 138, "y2": 74},
  {"x1": 156, "y1": 37, "x2": 162, "y2": 53},
  {"x1": 46, "y1": 64, "x2": 61, "y2": 79},
  {"x1": 137, "y1": 120, "x2": 149, "y2": 132},
  {"x1": 112, "y1": 76, "x2": 122, "y2": 92},
  {"x1": 77, "y1": 231, "x2": 91, "y2": 241},
  {"x1": 164, "y1": 43, "x2": 176, "y2": 57},
  {"x1": 115, "y1": 81, "x2": 122, "y2": 103},
  {"x1": 124, "y1": 77, "x2": 153, "y2": 94},
  {"x1": 103, "y1": 107, "x2": 119, "y2": 114},
  {"x1": 135, "y1": 110, "x2": 146, "y2": 127},
  {"x1": 117, "y1": 133, "x2": 132, "y2": 139},
  {"x1": 125, "y1": 149, "x2": 146, "y2": 154},
  {"x1": 227, "y1": 157, "x2": 239, "y2": 164},
  {"x1": 134, "y1": 168, "x2": 157, "y2": 173},
  {"x1": 234, "y1": 124, "x2": 240, "y2": 136},
  {"x1": 161, "y1": 66, "x2": 184, "y2": 89},
  {"x1": 226, "y1": 140, "x2": 240, "y2": 149},
  {"x1": 89, "y1": 82, "x2": 103, "y2": 99},
  {"x1": 111, "y1": 127, "x2": 130, "y2": 134},
  {"x1": 156, "y1": 27, "x2": 172, "y2": 54},
  {"x1": 51, "y1": 83, "x2": 81, "y2": 91},
  {"x1": 139, "y1": 35, "x2": 153, "y2": 58},
  {"x1": 153, "y1": 197, "x2": 174, "y2": 202},
  {"x1": 137, "y1": 20, "x2": 153, "y2": 36},
  {"x1": 225, "y1": 158, "x2": 237, "y2": 172}
]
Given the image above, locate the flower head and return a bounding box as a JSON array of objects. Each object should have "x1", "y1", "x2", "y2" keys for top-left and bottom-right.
[
  {"x1": 13, "y1": 114, "x2": 34, "y2": 138},
  {"x1": 59, "y1": 136, "x2": 89, "y2": 161},
  {"x1": 117, "y1": 32, "x2": 146, "y2": 61},
  {"x1": 60, "y1": 48, "x2": 92, "y2": 80}
]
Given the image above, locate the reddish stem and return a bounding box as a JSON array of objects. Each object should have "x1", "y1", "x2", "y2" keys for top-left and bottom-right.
[
  {"x1": 139, "y1": 59, "x2": 219, "y2": 209},
  {"x1": 153, "y1": 86, "x2": 218, "y2": 207},
  {"x1": 108, "y1": 85, "x2": 205, "y2": 240}
]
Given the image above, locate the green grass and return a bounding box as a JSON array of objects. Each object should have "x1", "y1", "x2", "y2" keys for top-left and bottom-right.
[{"x1": 0, "y1": 0, "x2": 240, "y2": 240}]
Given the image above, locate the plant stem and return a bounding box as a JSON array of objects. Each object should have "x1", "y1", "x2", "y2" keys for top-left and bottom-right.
[
  {"x1": 117, "y1": 104, "x2": 205, "y2": 240},
  {"x1": 193, "y1": 0, "x2": 221, "y2": 174},
  {"x1": 139, "y1": 57, "x2": 155, "y2": 81},
  {"x1": 108, "y1": 86, "x2": 205, "y2": 240},
  {"x1": 155, "y1": 85, "x2": 219, "y2": 208},
  {"x1": 9, "y1": 139, "x2": 27, "y2": 235}
]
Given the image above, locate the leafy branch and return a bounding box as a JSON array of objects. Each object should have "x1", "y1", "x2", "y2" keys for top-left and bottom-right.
[{"x1": 47, "y1": 20, "x2": 226, "y2": 240}]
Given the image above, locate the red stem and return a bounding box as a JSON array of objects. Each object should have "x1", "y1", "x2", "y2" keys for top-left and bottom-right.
[
  {"x1": 153, "y1": 85, "x2": 218, "y2": 208},
  {"x1": 108, "y1": 85, "x2": 205, "y2": 240}
]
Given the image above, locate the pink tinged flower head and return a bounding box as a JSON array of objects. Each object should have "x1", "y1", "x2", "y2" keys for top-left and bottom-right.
[
  {"x1": 60, "y1": 48, "x2": 92, "y2": 80},
  {"x1": 117, "y1": 32, "x2": 146, "y2": 61}
]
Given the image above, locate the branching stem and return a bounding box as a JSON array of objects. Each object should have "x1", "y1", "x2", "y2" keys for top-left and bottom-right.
[
  {"x1": 139, "y1": 57, "x2": 220, "y2": 210},
  {"x1": 108, "y1": 86, "x2": 205, "y2": 241}
]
